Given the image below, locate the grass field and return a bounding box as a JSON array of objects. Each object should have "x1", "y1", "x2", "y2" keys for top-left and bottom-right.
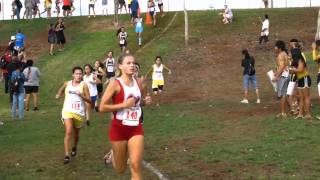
[{"x1": 1, "y1": 8, "x2": 320, "y2": 179}]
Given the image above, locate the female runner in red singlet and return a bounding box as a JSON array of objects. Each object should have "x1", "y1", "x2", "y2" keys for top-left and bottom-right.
[{"x1": 99, "y1": 54, "x2": 151, "y2": 180}]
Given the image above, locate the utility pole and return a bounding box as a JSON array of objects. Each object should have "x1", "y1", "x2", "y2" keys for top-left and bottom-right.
[{"x1": 184, "y1": 0, "x2": 189, "y2": 45}]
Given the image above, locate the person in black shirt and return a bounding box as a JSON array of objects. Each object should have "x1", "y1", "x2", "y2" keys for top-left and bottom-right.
[{"x1": 241, "y1": 49, "x2": 260, "y2": 104}]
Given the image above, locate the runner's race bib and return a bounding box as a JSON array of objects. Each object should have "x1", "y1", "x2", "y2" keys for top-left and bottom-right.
[
  {"x1": 120, "y1": 39, "x2": 125, "y2": 45},
  {"x1": 71, "y1": 101, "x2": 81, "y2": 110},
  {"x1": 122, "y1": 107, "x2": 142, "y2": 126},
  {"x1": 107, "y1": 65, "x2": 114, "y2": 72}
]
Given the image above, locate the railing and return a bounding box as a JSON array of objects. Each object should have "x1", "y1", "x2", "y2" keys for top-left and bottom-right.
[{"x1": 0, "y1": 0, "x2": 319, "y2": 20}]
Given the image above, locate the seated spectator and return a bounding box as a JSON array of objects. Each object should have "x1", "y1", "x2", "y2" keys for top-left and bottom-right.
[{"x1": 220, "y1": 4, "x2": 233, "y2": 24}]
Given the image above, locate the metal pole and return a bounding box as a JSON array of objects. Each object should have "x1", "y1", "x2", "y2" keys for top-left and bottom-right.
[
  {"x1": 2, "y1": 0, "x2": 4, "y2": 20},
  {"x1": 184, "y1": 0, "x2": 188, "y2": 45},
  {"x1": 80, "y1": 0, "x2": 82, "y2": 16}
]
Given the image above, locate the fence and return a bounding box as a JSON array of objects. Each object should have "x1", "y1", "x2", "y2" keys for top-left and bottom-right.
[{"x1": 0, "y1": 0, "x2": 319, "y2": 20}]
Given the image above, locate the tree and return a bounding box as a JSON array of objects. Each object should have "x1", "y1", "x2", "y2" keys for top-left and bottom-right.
[{"x1": 114, "y1": 0, "x2": 119, "y2": 26}]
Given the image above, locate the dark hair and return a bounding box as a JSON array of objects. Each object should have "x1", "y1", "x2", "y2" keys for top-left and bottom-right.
[
  {"x1": 116, "y1": 27, "x2": 125, "y2": 36},
  {"x1": 290, "y1": 39, "x2": 298, "y2": 43},
  {"x1": 84, "y1": 64, "x2": 93, "y2": 73},
  {"x1": 242, "y1": 49, "x2": 251, "y2": 59},
  {"x1": 316, "y1": 40, "x2": 320, "y2": 47},
  {"x1": 135, "y1": 62, "x2": 140, "y2": 69},
  {"x1": 265, "y1": 14, "x2": 268, "y2": 19},
  {"x1": 26, "y1": 59, "x2": 33, "y2": 67},
  {"x1": 72, "y1": 66, "x2": 83, "y2": 73},
  {"x1": 155, "y1": 56, "x2": 162, "y2": 61},
  {"x1": 95, "y1": 60, "x2": 104, "y2": 68},
  {"x1": 275, "y1": 40, "x2": 286, "y2": 51},
  {"x1": 16, "y1": 29, "x2": 21, "y2": 33}
]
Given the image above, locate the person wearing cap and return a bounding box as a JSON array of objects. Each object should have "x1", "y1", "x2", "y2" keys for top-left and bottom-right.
[{"x1": 221, "y1": 4, "x2": 233, "y2": 24}]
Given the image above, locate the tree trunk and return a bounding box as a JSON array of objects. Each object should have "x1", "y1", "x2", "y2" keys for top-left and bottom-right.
[{"x1": 114, "y1": 0, "x2": 119, "y2": 26}]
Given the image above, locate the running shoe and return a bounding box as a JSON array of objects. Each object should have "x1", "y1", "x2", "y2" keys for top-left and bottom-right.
[
  {"x1": 71, "y1": 147, "x2": 77, "y2": 157},
  {"x1": 240, "y1": 99, "x2": 249, "y2": 104},
  {"x1": 63, "y1": 156, "x2": 70, "y2": 164},
  {"x1": 256, "y1": 99, "x2": 261, "y2": 104},
  {"x1": 33, "y1": 107, "x2": 39, "y2": 111},
  {"x1": 0, "y1": 121, "x2": 4, "y2": 125},
  {"x1": 86, "y1": 120, "x2": 90, "y2": 126}
]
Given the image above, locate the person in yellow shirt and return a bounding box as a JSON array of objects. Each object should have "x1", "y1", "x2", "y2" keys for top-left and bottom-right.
[{"x1": 289, "y1": 51, "x2": 312, "y2": 121}]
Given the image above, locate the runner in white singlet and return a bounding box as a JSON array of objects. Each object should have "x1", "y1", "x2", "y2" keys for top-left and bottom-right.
[{"x1": 56, "y1": 66, "x2": 91, "y2": 164}]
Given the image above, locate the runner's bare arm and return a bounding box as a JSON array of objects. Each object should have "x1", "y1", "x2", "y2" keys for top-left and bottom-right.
[
  {"x1": 56, "y1": 82, "x2": 68, "y2": 99},
  {"x1": 99, "y1": 80, "x2": 136, "y2": 112},
  {"x1": 145, "y1": 67, "x2": 153, "y2": 78},
  {"x1": 137, "y1": 78, "x2": 152, "y2": 106},
  {"x1": 81, "y1": 84, "x2": 92, "y2": 104},
  {"x1": 163, "y1": 65, "x2": 172, "y2": 74},
  {"x1": 93, "y1": 75, "x2": 102, "y2": 84},
  {"x1": 99, "y1": 67, "x2": 106, "y2": 76},
  {"x1": 312, "y1": 43, "x2": 320, "y2": 61},
  {"x1": 275, "y1": 54, "x2": 286, "y2": 78},
  {"x1": 291, "y1": 59, "x2": 305, "y2": 73}
]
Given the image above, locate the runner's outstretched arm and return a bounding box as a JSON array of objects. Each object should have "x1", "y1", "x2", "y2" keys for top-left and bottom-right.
[
  {"x1": 163, "y1": 65, "x2": 172, "y2": 74},
  {"x1": 56, "y1": 82, "x2": 68, "y2": 98}
]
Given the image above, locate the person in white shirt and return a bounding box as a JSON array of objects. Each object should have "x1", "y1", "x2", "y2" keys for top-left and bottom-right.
[
  {"x1": 259, "y1": 14, "x2": 269, "y2": 44},
  {"x1": 83, "y1": 64, "x2": 101, "y2": 125},
  {"x1": 221, "y1": 4, "x2": 233, "y2": 24}
]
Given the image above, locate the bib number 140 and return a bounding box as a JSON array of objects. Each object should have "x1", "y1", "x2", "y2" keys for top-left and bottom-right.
[{"x1": 122, "y1": 107, "x2": 141, "y2": 126}]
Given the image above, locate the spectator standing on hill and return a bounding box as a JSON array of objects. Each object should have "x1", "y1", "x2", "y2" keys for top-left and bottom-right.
[
  {"x1": 273, "y1": 40, "x2": 290, "y2": 118},
  {"x1": 15, "y1": 0, "x2": 23, "y2": 20},
  {"x1": 130, "y1": 0, "x2": 139, "y2": 23},
  {"x1": 102, "y1": 0, "x2": 108, "y2": 15},
  {"x1": 11, "y1": 61, "x2": 26, "y2": 119},
  {"x1": 263, "y1": 0, "x2": 268, "y2": 8},
  {"x1": 1, "y1": 48, "x2": 12, "y2": 94},
  {"x1": 55, "y1": 18, "x2": 66, "y2": 51},
  {"x1": 53, "y1": 0, "x2": 61, "y2": 17},
  {"x1": 148, "y1": 0, "x2": 157, "y2": 26},
  {"x1": 88, "y1": 0, "x2": 96, "y2": 18},
  {"x1": 48, "y1": 23, "x2": 57, "y2": 55},
  {"x1": 7, "y1": 56, "x2": 19, "y2": 104},
  {"x1": 118, "y1": 0, "x2": 127, "y2": 14},
  {"x1": 62, "y1": 0, "x2": 71, "y2": 16},
  {"x1": 23, "y1": 59, "x2": 41, "y2": 111},
  {"x1": 259, "y1": 14, "x2": 269, "y2": 44},
  {"x1": 44, "y1": 0, "x2": 52, "y2": 19},
  {"x1": 240, "y1": 49, "x2": 260, "y2": 104},
  {"x1": 24, "y1": 0, "x2": 34, "y2": 19},
  {"x1": 32, "y1": 0, "x2": 41, "y2": 18},
  {"x1": 157, "y1": 0, "x2": 165, "y2": 17}
]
